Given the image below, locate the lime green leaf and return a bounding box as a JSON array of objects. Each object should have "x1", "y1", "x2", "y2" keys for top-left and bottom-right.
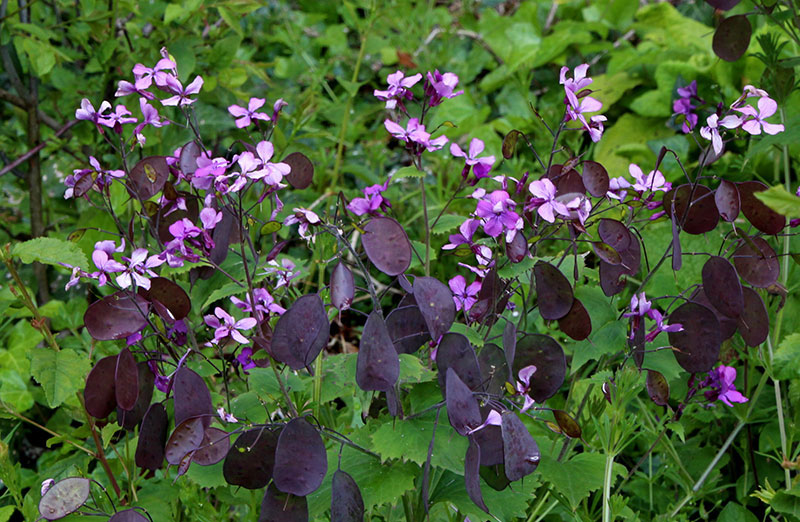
[
  {"x1": 754, "y1": 185, "x2": 799, "y2": 218},
  {"x1": 0, "y1": 505, "x2": 15, "y2": 522},
  {"x1": 398, "y1": 353, "x2": 436, "y2": 383},
  {"x1": 29, "y1": 349, "x2": 90, "y2": 408},
  {"x1": 164, "y1": 4, "x2": 186, "y2": 24},
  {"x1": 538, "y1": 453, "x2": 626, "y2": 510},
  {"x1": 100, "y1": 423, "x2": 122, "y2": 449},
  {"x1": 771, "y1": 487, "x2": 800, "y2": 517},
  {"x1": 186, "y1": 460, "x2": 227, "y2": 488},
  {"x1": 449, "y1": 323, "x2": 484, "y2": 348},
  {"x1": 430, "y1": 214, "x2": 465, "y2": 235},
  {"x1": 370, "y1": 414, "x2": 467, "y2": 473},
  {"x1": 393, "y1": 166, "x2": 424, "y2": 180},
  {"x1": 773, "y1": 333, "x2": 800, "y2": 380},
  {"x1": 13, "y1": 237, "x2": 89, "y2": 270},
  {"x1": 0, "y1": 370, "x2": 34, "y2": 412}
]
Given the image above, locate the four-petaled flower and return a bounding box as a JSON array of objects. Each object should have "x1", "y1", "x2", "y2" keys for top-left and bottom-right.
[
  {"x1": 703, "y1": 365, "x2": 748, "y2": 407},
  {"x1": 347, "y1": 178, "x2": 392, "y2": 216},
  {"x1": 442, "y1": 219, "x2": 480, "y2": 251},
  {"x1": 450, "y1": 138, "x2": 495, "y2": 181},
  {"x1": 732, "y1": 96, "x2": 784, "y2": 136},
  {"x1": 514, "y1": 365, "x2": 537, "y2": 413},
  {"x1": 700, "y1": 113, "x2": 742, "y2": 155},
  {"x1": 527, "y1": 178, "x2": 568, "y2": 223},
  {"x1": 374, "y1": 71, "x2": 422, "y2": 110},
  {"x1": 283, "y1": 208, "x2": 321, "y2": 240},
  {"x1": 228, "y1": 98, "x2": 272, "y2": 128},
  {"x1": 230, "y1": 288, "x2": 285, "y2": 316},
  {"x1": 116, "y1": 248, "x2": 164, "y2": 290},
  {"x1": 384, "y1": 118, "x2": 448, "y2": 151},
  {"x1": 425, "y1": 70, "x2": 463, "y2": 107},
  {"x1": 449, "y1": 275, "x2": 481, "y2": 312},
  {"x1": 75, "y1": 99, "x2": 112, "y2": 127},
  {"x1": 204, "y1": 307, "x2": 257, "y2": 345},
  {"x1": 160, "y1": 75, "x2": 204, "y2": 106},
  {"x1": 475, "y1": 190, "x2": 522, "y2": 241}
]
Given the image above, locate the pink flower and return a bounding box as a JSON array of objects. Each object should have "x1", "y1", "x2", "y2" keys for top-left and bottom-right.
[
  {"x1": 347, "y1": 178, "x2": 391, "y2": 216},
  {"x1": 217, "y1": 406, "x2": 239, "y2": 423},
  {"x1": 242, "y1": 141, "x2": 290, "y2": 185},
  {"x1": 99, "y1": 104, "x2": 137, "y2": 131},
  {"x1": 425, "y1": 70, "x2": 463, "y2": 107},
  {"x1": 442, "y1": 219, "x2": 480, "y2": 251},
  {"x1": 700, "y1": 113, "x2": 741, "y2": 155},
  {"x1": 450, "y1": 138, "x2": 495, "y2": 180},
  {"x1": 228, "y1": 97, "x2": 271, "y2": 128},
  {"x1": 703, "y1": 365, "x2": 748, "y2": 407},
  {"x1": 628, "y1": 164, "x2": 671, "y2": 193},
  {"x1": 527, "y1": 178, "x2": 568, "y2": 223},
  {"x1": 91, "y1": 249, "x2": 126, "y2": 287},
  {"x1": 134, "y1": 98, "x2": 169, "y2": 137},
  {"x1": 449, "y1": 275, "x2": 481, "y2": 312},
  {"x1": 160, "y1": 75, "x2": 204, "y2": 106},
  {"x1": 514, "y1": 365, "x2": 537, "y2": 413},
  {"x1": 284, "y1": 208, "x2": 321, "y2": 240},
  {"x1": 475, "y1": 190, "x2": 522, "y2": 240},
  {"x1": 374, "y1": 71, "x2": 422, "y2": 110},
  {"x1": 75, "y1": 98, "x2": 112, "y2": 126},
  {"x1": 204, "y1": 307, "x2": 257, "y2": 345},
  {"x1": 230, "y1": 288, "x2": 285, "y2": 316},
  {"x1": 236, "y1": 346, "x2": 257, "y2": 373},
  {"x1": 466, "y1": 409, "x2": 502, "y2": 435},
  {"x1": 732, "y1": 97, "x2": 784, "y2": 136},
  {"x1": 116, "y1": 248, "x2": 164, "y2": 290},
  {"x1": 644, "y1": 309, "x2": 683, "y2": 343}
]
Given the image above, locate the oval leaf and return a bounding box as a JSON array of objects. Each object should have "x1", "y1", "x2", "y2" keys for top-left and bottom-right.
[
  {"x1": 465, "y1": 437, "x2": 489, "y2": 513},
  {"x1": 435, "y1": 333, "x2": 482, "y2": 397},
  {"x1": 557, "y1": 298, "x2": 592, "y2": 341},
  {"x1": 738, "y1": 181, "x2": 786, "y2": 235},
  {"x1": 668, "y1": 302, "x2": 721, "y2": 373},
  {"x1": 553, "y1": 410, "x2": 582, "y2": 439},
  {"x1": 413, "y1": 276, "x2": 456, "y2": 340},
  {"x1": 713, "y1": 14, "x2": 752, "y2": 62},
  {"x1": 271, "y1": 294, "x2": 330, "y2": 370},
  {"x1": 362, "y1": 217, "x2": 411, "y2": 276},
  {"x1": 501, "y1": 412, "x2": 540, "y2": 481},
  {"x1": 129, "y1": 156, "x2": 168, "y2": 200},
  {"x1": 599, "y1": 234, "x2": 641, "y2": 297},
  {"x1": 691, "y1": 287, "x2": 739, "y2": 340},
  {"x1": 259, "y1": 482, "x2": 308, "y2": 522},
  {"x1": 663, "y1": 184, "x2": 720, "y2": 235},
  {"x1": 534, "y1": 262, "x2": 573, "y2": 320},
  {"x1": 273, "y1": 418, "x2": 327, "y2": 496},
  {"x1": 223, "y1": 428, "x2": 278, "y2": 489},
  {"x1": 283, "y1": 151, "x2": 314, "y2": 190},
  {"x1": 108, "y1": 509, "x2": 149, "y2": 522},
  {"x1": 84, "y1": 356, "x2": 117, "y2": 419},
  {"x1": 179, "y1": 141, "x2": 201, "y2": 175},
  {"x1": 135, "y1": 403, "x2": 167, "y2": 470},
  {"x1": 701, "y1": 256, "x2": 744, "y2": 318},
  {"x1": 598, "y1": 219, "x2": 631, "y2": 253},
  {"x1": 193, "y1": 427, "x2": 230, "y2": 466},
  {"x1": 737, "y1": 287, "x2": 769, "y2": 347},
  {"x1": 506, "y1": 230, "x2": 528, "y2": 263},
  {"x1": 582, "y1": 161, "x2": 609, "y2": 197},
  {"x1": 117, "y1": 362, "x2": 155, "y2": 430},
  {"x1": 38, "y1": 477, "x2": 90, "y2": 521},
  {"x1": 513, "y1": 334, "x2": 566, "y2": 402},
  {"x1": 445, "y1": 368, "x2": 482, "y2": 436},
  {"x1": 331, "y1": 470, "x2": 365, "y2": 522},
  {"x1": 733, "y1": 236, "x2": 780, "y2": 288},
  {"x1": 385, "y1": 306, "x2": 431, "y2": 354},
  {"x1": 173, "y1": 367, "x2": 213, "y2": 428},
  {"x1": 115, "y1": 348, "x2": 139, "y2": 411},
  {"x1": 646, "y1": 370, "x2": 670, "y2": 406},
  {"x1": 715, "y1": 180, "x2": 740, "y2": 222},
  {"x1": 592, "y1": 242, "x2": 622, "y2": 265},
  {"x1": 145, "y1": 277, "x2": 191, "y2": 320},
  {"x1": 165, "y1": 417, "x2": 205, "y2": 465},
  {"x1": 330, "y1": 262, "x2": 355, "y2": 311},
  {"x1": 502, "y1": 130, "x2": 521, "y2": 159},
  {"x1": 356, "y1": 311, "x2": 400, "y2": 392},
  {"x1": 84, "y1": 291, "x2": 150, "y2": 341}
]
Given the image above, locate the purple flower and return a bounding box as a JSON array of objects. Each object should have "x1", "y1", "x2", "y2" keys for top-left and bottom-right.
[
  {"x1": 192, "y1": 154, "x2": 228, "y2": 191},
  {"x1": 160, "y1": 75, "x2": 204, "y2": 107},
  {"x1": 134, "y1": 98, "x2": 169, "y2": 138},
  {"x1": 628, "y1": 164, "x2": 671, "y2": 193},
  {"x1": 703, "y1": 365, "x2": 748, "y2": 407},
  {"x1": 271, "y1": 99, "x2": 288, "y2": 124},
  {"x1": 442, "y1": 219, "x2": 480, "y2": 251},
  {"x1": 527, "y1": 178, "x2": 568, "y2": 223},
  {"x1": 700, "y1": 113, "x2": 742, "y2": 155},
  {"x1": 236, "y1": 346, "x2": 257, "y2": 373},
  {"x1": 677, "y1": 80, "x2": 697, "y2": 99},
  {"x1": 425, "y1": 70, "x2": 463, "y2": 107},
  {"x1": 217, "y1": 406, "x2": 239, "y2": 423},
  {"x1": 132, "y1": 58, "x2": 175, "y2": 90},
  {"x1": 449, "y1": 275, "x2": 481, "y2": 312},
  {"x1": 228, "y1": 97, "x2": 271, "y2": 128},
  {"x1": 560, "y1": 64, "x2": 593, "y2": 93},
  {"x1": 115, "y1": 80, "x2": 155, "y2": 100},
  {"x1": 116, "y1": 248, "x2": 164, "y2": 290},
  {"x1": 466, "y1": 409, "x2": 502, "y2": 435},
  {"x1": 347, "y1": 178, "x2": 392, "y2": 216},
  {"x1": 374, "y1": 71, "x2": 422, "y2": 110},
  {"x1": 475, "y1": 190, "x2": 522, "y2": 240},
  {"x1": 560, "y1": 194, "x2": 592, "y2": 225},
  {"x1": 458, "y1": 245, "x2": 494, "y2": 278},
  {"x1": 644, "y1": 309, "x2": 683, "y2": 343},
  {"x1": 99, "y1": 104, "x2": 137, "y2": 132},
  {"x1": 147, "y1": 360, "x2": 170, "y2": 393},
  {"x1": 450, "y1": 138, "x2": 495, "y2": 180},
  {"x1": 284, "y1": 208, "x2": 321, "y2": 240},
  {"x1": 75, "y1": 99, "x2": 112, "y2": 126},
  {"x1": 263, "y1": 258, "x2": 299, "y2": 288},
  {"x1": 732, "y1": 97, "x2": 784, "y2": 136},
  {"x1": 624, "y1": 292, "x2": 652, "y2": 318},
  {"x1": 204, "y1": 307, "x2": 257, "y2": 345},
  {"x1": 91, "y1": 249, "x2": 126, "y2": 287},
  {"x1": 230, "y1": 288, "x2": 285, "y2": 316},
  {"x1": 560, "y1": 64, "x2": 603, "y2": 127},
  {"x1": 241, "y1": 141, "x2": 290, "y2": 186},
  {"x1": 384, "y1": 117, "x2": 428, "y2": 145},
  {"x1": 514, "y1": 365, "x2": 537, "y2": 413}
]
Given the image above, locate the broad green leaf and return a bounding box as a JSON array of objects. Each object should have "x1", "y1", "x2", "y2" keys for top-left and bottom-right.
[
  {"x1": 164, "y1": 4, "x2": 187, "y2": 24},
  {"x1": 449, "y1": 322, "x2": 484, "y2": 348},
  {"x1": 29, "y1": 349, "x2": 90, "y2": 408},
  {"x1": 773, "y1": 333, "x2": 800, "y2": 380},
  {"x1": 537, "y1": 453, "x2": 626, "y2": 510},
  {"x1": 100, "y1": 423, "x2": 123, "y2": 449},
  {"x1": 0, "y1": 505, "x2": 15, "y2": 522},
  {"x1": 0, "y1": 370, "x2": 34, "y2": 412},
  {"x1": 430, "y1": 469, "x2": 539, "y2": 522},
  {"x1": 590, "y1": 71, "x2": 642, "y2": 110},
  {"x1": 186, "y1": 460, "x2": 227, "y2": 488},
  {"x1": 718, "y1": 502, "x2": 758, "y2": 522},
  {"x1": 13, "y1": 237, "x2": 89, "y2": 270},
  {"x1": 594, "y1": 114, "x2": 674, "y2": 177},
  {"x1": 571, "y1": 320, "x2": 626, "y2": 372},
  {"x1": 754, "y1": 185, "x2": 800, "y2": 218},
  {"x1": 771, "y1": 487, "x2": 800, "y2": 517},
  {"x1": 370, "y1": 414, "x2": 467, "y2": 473},
  {"x1": 430, "y1": 214, "x2": 466, "y2": 235},
  {"x1": 398, "y1": 353, "x2": 436, "y2": 383},
  {"x1": 218, "y1": 6, "x2": 243, "y2": 36}
]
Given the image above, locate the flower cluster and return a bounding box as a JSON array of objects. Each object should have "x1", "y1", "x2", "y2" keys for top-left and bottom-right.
[
  {"x1": 560, "y1": 64, "x2": 606, "y2": 142},
  {"x1": 623, "y1": 293, "x2": 683, "y2": 343}
]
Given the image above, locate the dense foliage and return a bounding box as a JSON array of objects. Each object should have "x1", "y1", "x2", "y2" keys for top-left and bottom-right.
[{"x1": 2, "y1": 1, "x2": 800, "y2": 521}]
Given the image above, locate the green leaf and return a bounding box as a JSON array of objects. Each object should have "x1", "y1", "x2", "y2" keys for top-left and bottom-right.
[
  {"x1": 29, "y1": 349, "x2": 90, "y2": 408},
  {"x1": 393, "y1": 166, "x2": 424, "y2": 180},
  {"x1": 430, "y1": 214, "x2": 465, "y2": 235},
  {"x1": 0, "y1": 370, "x2": 34, "y2": 412},
  {"x1": 754, "y1": 185, "x2": 799, "y2": 218},
  {"x1": 570, "y1": 320, "x2": 627, "y2": 372},
  {"x1": 537, "y1": 453, "x2": 626, "y2": 510},
  {"x1": 430, "y1": 469, "x2": 539, "y2": 522},
  {"x1": 771, "y1": 487, "x2": 800, "y2": 517},
  {"x1": 370, "y1": 414, "x2": 467, "y2": 474},
  {"x1": 449, "y1": 322, "x2": 484, "y2": 348},
  {"x1": 398, "y1": 353, "x2": 436, "y2": 383},
  {"x1": 13, "y1": 237, "x2": 88, "y2": 270},
  {"x1": 100, "y1": 423, "x2": 122, "y2": 449},
  {"x1": 718, "y1": 502, "x2": 758, "y2": 522},
  {"x1": 0, "y1": 505, "x2": 15, "y2": 522},
  {"x1": 217, "y1": 6, "x2": 243, "y2": 36},
  {"x1": 773, "y1": 333, "x2": 800, "y2": 380},
  {"x1": 164, "y1": 4, "x2": 186, "y2": 24},
  {"x1": 186, "y1": 460, "x2": 227, "y2": 488}
]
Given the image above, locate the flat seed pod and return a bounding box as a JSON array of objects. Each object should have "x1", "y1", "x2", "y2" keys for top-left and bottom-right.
[
  {"x1": 435, "y1": 333, "x2": 482, "y2": 397},
  {"x1": 362, "y1": 217, "x2": 411, "y2": 276},
  {"x1": 672, "y1": 213, "x2": 682, "y2": 272},
  {"x1": 733, "y1": 237, "x2": 779, "y2": 288},
  {"x1": 179, "y1": 141, "x2": 201, "y2": 175},
  {"x1": 165, "y1": 417, "x2": 205, "y2": 465},
  {"x1": 477, "y1": 343, "x2": 508, "y2": 395},
  {"x1": 283, "y1": 152, "x2": 314, "y2": 190},
  {"x1": 701, "y1": 256, "x2": 744, "y2": 318},
  {"x1": 465, "y1": 437, "x2": 489, "y2": 513},
  {"x1": 582, "y1": 161, "x2": 609, "y2": 197},
  {"x1": 546, "y1": 165, "x2": 585, "y2": 195},
  {"x1": 445, "y1": 368, "x2": 482, "y2": 436},
  {"x1": 513, "y1": 334, "x2": 566, "y2": 402},
  {"x1": 557, "y1": 298, "x2": 592, "y2": 341},
  {"x1": 599, "y1": 235, "x2": 641, "y2": 297},
  {"x1": 193, "y1": 427, "x2": 230, "y2": 466},
  {"x1": 273, "y1": 418, "x2": 327, "y2": 496},
  {"x1": 84, "y1": 356, "x2": 117, "y2": 419},
  {"x1": 668, "y1": 302, "x2": 721, "y2": 373},
  {"x1": 73, "y1": 172, "x2": 94, "y2": 198},
  {"x1": 115, "y1": 348, "x2": 139, "y2": 411},
  {"x1": 501, "y1": 412, "x2": 540, "y2": 481},
  {"x1": 713, "y1": 14, "x2": 752, "y2": 62},
  {"x1": 271, "y1": 294, "x2": 330, "y2": 370},
  {"x1": 385, "y1": 305, "x2": 430, "y2": 354},
  {"x1": 471, "y1": 266, "x2": 502, "y2": 326},
  {"x1": 413, "y1": 276, "x2": 456, "y2": 340},
  {"x1": 84, "y1": 291, "x2": 150, "y2": 341},
  {"x1": 473, "y1": 419, "x2": 504, "y2": 466},
  {"x1": 715, "y1": 180, "x2": 740, "y2": 222},
  {"x1": 223, "y1": 428, "x2": 278, "y2": 489},
  {"x1": 356, "y1": 311, "x2": 400, "y2": 392},
  {"x1": 646, "y1": 370, "x2": 670, "y2": 406},
  {"x1": 533, "y1": 262, "x2": 573, "y2": 320},
  {"x1": 129, "y1": 156, "x2": 168, "y2": 200},
  {"x1": 480, "y1": 464, "x2": 511, "y2": 491},
  {"x1": 630, "y1": 319, "x2": 646, "y2": 370},
  {"x1": 553, "y1": 410, "x2": 582, "y2": 439},
  {"x1": 173, "y1": 367, "x2": 213, "y2": 428},
  {"x1": 108, "y1": 509, "x2": 149, "y2": 522},
  {"x1": 707, "y1": 0, "x2": 741, "y2": 9},
  {"x1": 331, "y1": 469, "x2": 364, "y2": 522},
  {"x1": 505, "y1": 230, "x2": 528, "y2": 263},
  {"x1": 259, "y1": 483, "x2": 308, "y2": 522},
  {"x1": 598, "y1": 219, "x2": 631, "y2": 253},
  {"x1": 38, "y1": 477, "x2": 90, "y2": 521},
  {"x1": 663, "y1": 184, "x2": 719, "y2": 234},
  {"x1": 117, "y1": 362, "x2": 154, "y2": 430},
  {"x1": 330, "y1": 262, "x2": 355, "y2": 311},
  {"x1": 135, "y1": 403, "x2": 167, "y2": 470},
  {"x1": 738, "y1": 181, "x2": 786, "y2": 235},
  {"x1": 502, "y1": 130, "x2": 521, "y2": 159},
  {"x1": 737, "y1": 287, "x2": 769, "y2": 347},
  {"x1": 592, "y1": 242, "x2": 622, "y2": 265},
  {"x1": 144, "y1": 277, "x2": 191, "y2": 320},
  {"x1": 690, "y1": 287, "x2": 738, "y2": 340}
]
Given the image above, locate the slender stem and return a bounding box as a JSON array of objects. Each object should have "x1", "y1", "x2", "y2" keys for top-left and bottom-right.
[
  {"x1": 767, "y1": 337, "x2": 791, "y2": 489},
  {"x1": 80, "y1": 400, "x2": 123, "y2": 501},
  {"x1": 419, "y1": 177, "x2": 430, "y2": 276},
  {"x1": 602, "y1": 452, "x2": 615, "y2": 522},
  {"x1": 2, "y1": 406, "x2": 94, "y2": 456}
]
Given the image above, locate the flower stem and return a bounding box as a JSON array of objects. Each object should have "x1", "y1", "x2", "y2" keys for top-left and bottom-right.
[
  {"x1": 419, "y1": 177, "x2": 430, "y2": 276},
  {"x1": 603, "y1": 452, "x2": 615, "y2": 522}
]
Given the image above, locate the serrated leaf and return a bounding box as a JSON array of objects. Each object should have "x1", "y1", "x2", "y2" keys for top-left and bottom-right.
[
  {"x1": 370, "y1": 414, "x2": 468, "y2": 473},
  {"x1": 773, "y1": 333, "x2": 800, "y2": 380},
  {"x1": 754, "y1": 185, "x2": 800, "y2": 218},
  {"x1": 537, "y1": 453, "x2": 626, "y2": 510},
  {"x1": 29, "y1": 349, "x2": 90, "y2": 408},
  {"x1": 13, "y1": 238, "x2": 88, "y2": 270}
]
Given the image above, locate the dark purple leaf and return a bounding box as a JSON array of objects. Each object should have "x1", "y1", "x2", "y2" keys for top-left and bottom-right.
[
  {"x1": 129, "y1": 156, "x2": 168, "y2": 200},
  {"x1": 273, "y1": 418, "x2": 327, "y2": 496},
  {"x1": 330, "y1": 262, "x2": 355, "y2": 311},
  {"x1": 173, "y1": 367, "x2": 213, "y2": 428},
  {"x1": 385, "y1": 306, "x2": 431, "y2": 354},
  {"x1": 473, "y1": 413, "x2": 504, "y2": 466},
  {"x1": 502, "y1": 321, "x2": 516, "y2": 380},
  {"x1": 663, "y1": 184, "x2": 720, "y2": 235},
  {"x1": 713, "y1": 14, "x2": 752, "y2": 62},
  {"x1": 668, "y1": 302, "x2": 721, "y2": 373},
  {"x1": 547, "y1": 164, "x2": 585, "y2": 195},
  {"x1": 471, "y1": 266, "x2": 502, "y2": 326},
  {"x1": 706, "y1": 0, "x2": 741, "y2": 9},
  {"x1": 533, "y1": 262, "x2": 573, "y2": 320},
  {"x1": 356, "y1": 311, "x2": 400, "y2": 392},
  {"x1": 413, "y1": 276, "x2": 456, "y2": 340},
  {"x1": 690, "y1": 287, "x2": 738, "y2": 340},
  {"x1": 259, "y1": 482, "x2": 308, "y2": 522},
  {"x1": 715, "y1": 180, "x2": 740, "y2": 221},
  {"x1": 193, "y1": 427, "x2": 230, "y2": 466},
  {"x1": 733, "y1": 236, "x2": 780, "y2": 288},
  {"x1": 135, "y1": 403, "x2": 167, "y2": 470},
  {"x1": 271, "y1": 294, "x2": 330, "y2": 370},
  {"x1": 362, "y1": 217, "x2": 411, "y2": 276},
  {"x1": 557, "y1": 298, "x2": 592, "y2": 341},
  {"x1": 83, "y1": 291, "x2": 150, "y2": 341},
  {"x1": 502, "y1": 130, "x2": 521, "y2": 159},
  {"x1": 477, "y1": 343, "x2": 508, "y2": 395},
  {"x1": 179, "y1": 140, "x2": 201, "y2": 175},
  {"x1": 480, "y1": 464, "x2": 511, "y2": 491},
  {"x1": 646, "y1": 370, "x2": 669, "y2": 406},
  {"x1": 445, "y1": 368, "x2": 482, "y2": 436},
  {"x1": 331, "y1": 469, "x2": 364, "y2": 522},
  {"x1": 702, "y1": 256, "x2": 744, "y2": 318},
  {"x1": 115, "y1": 348, "x2": 139, "y2": 411},
  {"x1": 108, "y1": 509, "x2": 149, "y2": 522},
  {"x1": 513, "y1": 334, "x2": 566, "y2": 402},
  {"x1": 465, "y1": 437, "x2": 489, "y2": 513},
  {"x1": 435, "y1": 333, "x2": 482, "y2": 397},
  {"x1": 84, "y1": 356, "x2": 117, "y2": 419},
  {"x1": 283, "y1": 152, "x2": 314, "y2": 190},
  {"x1": 73, "y1": 172, "x2": 94, "y2": 198},
  {"x1": 630, "y1": 319, "x2": 646, "y2": 369},
  {"x1": 165, "y1": 417, "x2": 205, "y2": 465},
  {"x1": 501, "y1": 412, "x2": 540, "y2": 481},
  {"x1": 38, "y1": 477, "x2": 90, "y2": 521},
  {"x1": 738, "y1": 181, "x2": 786, "y2": 234},
  {"x1": 593, "y1": 242, "x2": 622, "y2": 265},
  {"x1": 505, "y1": 231, "x2": 528, "y2": 263},
  {"x1": 672, "y1": 212, "x2": 682, "y2": 271},
  {"x1": 599, "y1": 234, "x2": 641, "y2": 297},
  {"x1": 117, "y1": 362, "x2": 155, "y2": 430},
  {"x1": 223, "y1": 428, "x2": 278, "y2": 489},
  {"x1": 386, "y1": 387, "x2": 403, "y2": 419},
  {"x1": 582, "y1": 161, "x2": 609, "y2": 197},
  {"x1": 738, "y1": 287, "x2": 769, "y2": 347},
  {"x1": 553, "y1": 410, "x2": 582, "y2": 438},
  {"x1": 144, "y1": 277, "x2": 191, "y2": 320},
  {"x1": 598, "y1": 219, "x2": 631, "y2": 253}
]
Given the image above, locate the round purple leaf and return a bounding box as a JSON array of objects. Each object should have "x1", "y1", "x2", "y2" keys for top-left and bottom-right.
[
  {"x1": 330, "y1": 262, "x2": 355, "y2": 312},
  {"x1": 144, "y1": 277, "x2": 191, "y2": 320},
  {"x1": 557, "y1": 298, "x2": 592, "y2": 341},
  {"x1": 713, "y1": 14, "x2": 752, "y2": 62},
  {"x1": 173, "y1": 367, "x2": 213, "y2": 428},
  {"x1": 84, "y1": 356, "x2": 117, "y2": 419},
  {"x1": 115, "y1": 347, "x2": 139, "y2": 411},
  {"x1": 135, "y1": 403, "x2": 167, "y2": 471},
  {"x1": 513, "y1": 334, "x2": 566, "y2": 402},
  {"x1": 165, "y1": 417, "x2": 205, "y2": 466},
  {"x1": 259, "y1": 482, "x2": 308, "y2": 522},
  {"x1": 385, "y1": 305, "x2": 431, "y2": 354},
  {"x1": 283, "y1": 151, "x2": 314, "y2": 190},
  {"x1": 533, "y1": 262, "x2": 573, "y2": 320},
  {"x1": 273, "y1": 418, "x2": 328, "y2": 496},
  {"x1": 223, "y1": 428, "x2": 279, "y2": 489},
  {"x1": 646, "y1": 370, "x2": 670, "y2": 406},
  {"x1": 733, "y1": 237, "x2": 780, "y2": 288},
  {"x1": 436, "y1": 333, "x2": 482, "y2": 397},
  {"x1": 501, "y1": 412, "x2": 540, "y2": 481},
  {"x1": 271, "y1": 294, "x2": 330, "y2": 370},
  {"x1": 701, "y1": 256, "x2": 744, "y2": 318},
  {"x1": 193, "y1": 427, "x2": 230, "y2": 466},
  {"x1": 331, "y1": 469, "x2": 365, "y2": 522},
  {"x1": 445, "y1": 368, "x2": 482, "y2": 436},
  {"x1": 38, "y1": 477, "x2": 90, "y2": 521},
  {"x1": 582, "y1": 161, "x2": 610, "y2": 197},
  {"x1": 84, "y1": 291, "x2": 150, "y2": 341},
  {"x1": 129, "y1": 156, "x2": 168, "y2": 200},
  {"x1": 598, "y1": 219, "x2": 631, "y2": 253},
  {"x1": 737, "y1": 287, "x2": 769, "y2": 347},
  {"x1": 117, "y1": 362, "x2": 155, "y2": 430},
  {"x1": 663, "y1": 184, "x2": 720, "y2": 235},
  {"x1": 738, "y1": 181, "x2": 786, "y2": 235},
  {"x1": 715, "y1": 180, "x2": 740, "y2": 222},
  {"x1": 108, "y1": 509, "x2": 149, "y2": 522},
  {"x1": 465, "y1": 437, "x2": 489, "y2": 513},
  {"x1": 361, "y1": 217, "x2": 411, "y2": 276},
  {"x1": 413, "y1": 276, "x2": 456, "y2": 340},
  {"x1": 668, "y1": 302, "x2": 721, "y2": 373},
  {"x1": 356, "y1": 311, "x2": 400, "y2": 392}
]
